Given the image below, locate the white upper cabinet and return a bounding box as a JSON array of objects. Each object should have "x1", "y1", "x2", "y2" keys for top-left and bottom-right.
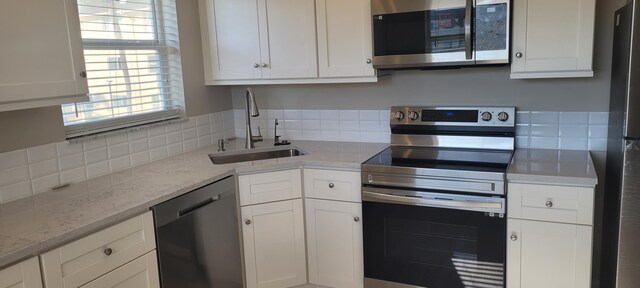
[
  {"x1": 258, "y1": 0, "x2": 318, "y2": 79},
  {"x1": 0, "y1": 0, "x2": 89, "y2": 112},
  {"x1": 511, "y1": 0, "x2": 596, "y2": 79},
  {"x1": 198, "y1": 0, "x2": 263, "y2": 81},
  {"x1": 316, "y1": 0, "x2": 375, "y2": 78}
]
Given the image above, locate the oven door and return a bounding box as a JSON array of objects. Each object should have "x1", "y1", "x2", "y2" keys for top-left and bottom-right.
[
  {"x1": 362, "y1": 188, "x2": 506, "y2": 288},
  {"x1": 372, "y1": 0, "x2": 475, "y2": 68}
]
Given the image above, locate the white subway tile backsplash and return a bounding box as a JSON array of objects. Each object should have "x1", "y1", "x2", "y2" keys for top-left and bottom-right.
[
  {"x1": 182, "y1": 128, "x2": 197, "y2": 141},
  {"x1": 106, "y1": 133, "x2": 128, "y2": 146},
  {"x1": 321, "y1": 131, "x2": 341, "y2": 142},
  {"x1": 268, "y1": 110, "x2": 284, "y2": 120},
  {"x1": 181, "y1": 118, "x2": 196, "y2": 129},
  {"x1": 108, "y1": 143, "x2": 130, "y2": 158},
  {"x1": 149, "y1": 147, "x2": 168, "y2": 161},
  {"x1": 340, "y1": 121, "x2": 360, "y2": 131},
  {"x1": 360, "y1": 121, "x2": 381, "y2": 132},
  {"x1": 56, "y1": 142, "x2": 83, "y2": 157},
  {"x1": 379, "y1": 110, "x2": 390, "y2": 121},
  {"x1": 0, "y1": 181, "x2": 32, "y2": 203},
  {"x1": 530, "y1": 125, "x2": 559, "y2": 137},
  {"x1": 321, "y1": 120, "x2": 340, "y2": 131},
  {"x1": 284, "y1": 110, "x2": 302, "y2": 120},
  {"x1": 516, "y1": 111, "x2": 531, "y2": 124},
  {"x1": 83, "y1": 138, "x2": 107, "y2": 151},
  {"x1": 321, "y1": 110, "x2": 340, "y2": 120},
  {"x1": 196, "y1": 114, "x2": 210, "y2": 126},
  {"x1": 27, "y1": 144, "x2": 57, "y2": 163},
  {"x1": 60, "y1": 167, "x2": 86, "y2": 184},
  {"x1": 530, "y1": 137, "x2": 559, "y2": 149},
  {"x1": 559, "y1": 138, "x2": 588, "y2": 150},
  {"x1": 516, "y1": 137, "x2": 530, "y2": 149},
  {"x1": 167, "y1": 143, "x2": 184, "y2": 156},
  {"x1": 589, "y1": 125, "x2": 609, "y2": 138},
  {"x1": 86, "y1": 161, "x2": 110, "y2": 178},
  {"x1": 148, "y1": 135, "x2": 167, "y2": 149},
  {"x1": 109, "y1": 156, "x2": 131, "y2": 172},
  {"x1": 85, "y1": 148, "x2": 108, "y2": 164},
  {"x1": 127, "y1": 130, "x2": 148, "y2": 141},
  {"x1": 301, "y1": 110, "x2": 320, "y2": 120},
  {"x1": 361, "y1": 132, "x2": 381, "y2": 143},
  {"x1": 147, "y1": 126, "x2": 166, "y2": 137},
  {"x1": 166, "y1": 131, "x2": 182, "y2": 145},
  {"x1": 131, "y1": 151, "x2": 150, "y2": 166},
  {"x1": 559, "y1": 112, "x2": 589, "y2": 125},
  {"x1": 59, "y1": 153, "x2": 85, "y2": 171},
  {"x1": 31, "y1": 174, "x2": 60, "y2": 194},
  {"x1": 0, "y1": 166, "x2": 30, "y2": 187},
  {"x1": 29, "y1": 159, "x2": 59, "y2": 179},
  {"x1": 559, "y1": 125, "x2": 589, "y2": 138},
  {"x1": 360, "y1": 110, "x2": 380, "y2": 121},
  {"x1": 589, "y1": 138, "x2": 608, "y2": 151},
  {"x1": 339, "y1": 110, "x2": 360, "y2": 121},
  {"x1": 303, "y1": 131, "x2": 322, "y2": 141},
  {"x1": 516, "y1": 124, "x2": 530, "y2": 136},
  {"x1": 183, "y1": 139, "x2": 198, "y2": 152},
  {"x1": 530, "y1": 112, "x2": 559, "y2": 124},
  {"x1": 303, "y1": 120, "x2": 321, "y2": 131},
  {"x1": 197, "y1": 125, "x2": 211, "y2": 137},
  {"x1": 198, "y1": 136, "x2": 212, "y2": 148},
  {"x1": 341, "y1": 131, "x2": 361, "y2": 142},
  {"x1": 129, "y1": 139, "x2": 149, "y2": 154},
  {"x1": 0, "y1": 149, "x2": 27, "y2": 170}
]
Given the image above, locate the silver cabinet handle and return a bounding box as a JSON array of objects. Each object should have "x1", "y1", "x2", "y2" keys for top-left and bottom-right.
[
  {"x1": 79, "y1": 71, "x2": 87, "y2": 78},
  {"x1": 366, "y1": 59, "x2": 372, "y2": 64},
  {"x1": 262, "y1": 63, "x2": 268, "y2": 68},
  {"x1": 515, "y1": 52, "x2": 523, "y2": 58},
  {"x1": 510, "y1": 234, "x2": 518, "y2": 241},
  {"x1": 328, "y1": 183, "x2": 335, "y2": 188},
  {"x1": 464, "y1": 0, "x2": 473, "y2": 60},
  {"x1": 546, "y1": 201, "x2": 553, "y2": 208},
  {"x1": 104, "y1": 248, "x2": 113, "y2": 256},
  {"x1": 254, "y1": 63, "x2": 260, "y2": 68},
  {"x1": 245, "y1": 219, "x2": 252, "y2": 225},
  {"x1": 354, "y1": 216, "x2": 360, "y2": 222}
]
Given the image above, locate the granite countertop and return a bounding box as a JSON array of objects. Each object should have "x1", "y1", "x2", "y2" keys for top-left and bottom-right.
[
  {"x1": 0, "y1": 139, "x2": 387, "y2": 268},
  {"x1": 0, "y1": 142, "x2": 599, "y2": 268},
  {"x1": 508, "y1": 148, "x2": 598, "y2": 187}
]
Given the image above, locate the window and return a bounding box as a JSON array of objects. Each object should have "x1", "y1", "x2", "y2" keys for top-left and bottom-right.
[{"x1": 62, "y1": 0, "x2": 185, "y2": 138}]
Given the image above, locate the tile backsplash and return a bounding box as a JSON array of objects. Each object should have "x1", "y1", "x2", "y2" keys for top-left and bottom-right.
[
  {"x1": 0, "y1": 108, "x2": 609, "y2": 204},
  {"x1": 0, "y1": 110, "x2": 235, "y2": 204}
]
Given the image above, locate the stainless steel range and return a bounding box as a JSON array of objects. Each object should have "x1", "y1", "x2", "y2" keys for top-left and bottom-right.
[{"x1": 361, "y1": 106, "x2": 515, "y2": 288}]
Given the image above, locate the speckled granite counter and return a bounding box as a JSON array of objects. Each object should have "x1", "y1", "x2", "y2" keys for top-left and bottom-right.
[
  {"x1": 508, "y1": 149, "x2": 598, "y2": 187},
  {"x1": 0, "y1": 140, "x2": 387, "y2": 268}
]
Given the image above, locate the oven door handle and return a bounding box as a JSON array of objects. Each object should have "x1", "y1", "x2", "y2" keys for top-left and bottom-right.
[
  {"x1": 362, "y1": 191, "x2": 504, "y2": 214},
  {"x1": 465, "y1": 0, "x2": 473, "y2": 60}
]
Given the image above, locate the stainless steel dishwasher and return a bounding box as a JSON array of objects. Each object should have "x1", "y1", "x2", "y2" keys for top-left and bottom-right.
[{"x1": 153, "y1": 175, "x2": 243, "y2": 288}]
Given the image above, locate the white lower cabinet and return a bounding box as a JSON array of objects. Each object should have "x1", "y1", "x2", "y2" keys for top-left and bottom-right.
[
  {"x1": 241, "y1": 199, "x2": 307, "y2": 288},
  {"x1": 0, "y1": 257, "x2": 42, "y2": 288},
  {"x1": 507, "y1": 219, "x2": 592, "y2": 288},
  {"x1": 40, "y1": 212, "x2": 158, "y2": 288},
  {"x1": 305, "y1": 199, "x2": 363, "y2": 288},
  {"x1": 79, "y1": 251, "x2": 159, "y2": 288}
]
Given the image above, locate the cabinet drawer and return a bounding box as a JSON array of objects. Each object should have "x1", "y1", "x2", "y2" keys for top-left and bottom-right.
[
  {"x1": 304, "y1": 169, "x2": 360, "y2": 202},
  {"x1": 239, "y1": 169, "x2": 302, "y2": 206},
  {"x1": 508, "y1": 183, "x2": 594, "y2": 225},
  {"x1": 0, "y1": 257, "x2": 42, "y2": 288},
  {"x1": 41, "y1": 212, "x2": 156, "y2": 288},
  {"x1": 80, "y1": 251, "x2": 159, "y2": 288}
]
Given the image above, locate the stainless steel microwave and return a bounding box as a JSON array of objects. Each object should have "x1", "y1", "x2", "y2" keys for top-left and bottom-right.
[{"x1": 371, "y1": 0, "x2": 510, "y2": 69}]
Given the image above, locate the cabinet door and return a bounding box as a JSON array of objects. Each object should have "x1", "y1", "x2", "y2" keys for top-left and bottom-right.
[
  {"x1": 0, "y1": 257, "x2": 42, "y2": 288},
  {"x1": 241, "y1": 199, "x2": 307, "y2": 288},
  {"x1": 257, "y1": 0, "x2": 318, "y2": 79},
  {"x1": 316, "y1": 0, "x2": 374, "y2": 78},
  {"x1": 511, "y1": 0, "x2": 596, "y2": 79},
  {"x1": 507, "y1": 219, "x2": 592, "y2": 288},
  {"x1": 306, "y1": 199, "x2": 363, "y2": 288},
  {"x1": 0, "y1": 0, "x2": 88, "y2": 111},
  {"x1": 199, "y1": 0, "x2": 262, "y2": 81},
  {"x1": 80, "y1": 251, "x2": 159, "y2": 288}
]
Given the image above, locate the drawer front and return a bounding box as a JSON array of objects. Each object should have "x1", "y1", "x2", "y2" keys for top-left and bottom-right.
[
  {"x1": 41, "y1": 212, "x2": 156, "y2": 288},
  {"x1": 508, "y1": 183, "x2": 594, "y2": 225},
  {"x1": 304, "y1": 169, "x2": 360, "y2": 202},
  {"x1": 0, "y1": 257, "x2": 42, "y2": 288},
  {"x1": 80, "y1": 251, "x2": 159, "y2": 288},
  {"x1": 239, "y1": 169, "x2": 302, "y2": 206}
]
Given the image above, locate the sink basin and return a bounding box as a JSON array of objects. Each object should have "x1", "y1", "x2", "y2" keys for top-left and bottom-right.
[{"x1": 209, "y1": 148, "x2": 306, "y2": 164}]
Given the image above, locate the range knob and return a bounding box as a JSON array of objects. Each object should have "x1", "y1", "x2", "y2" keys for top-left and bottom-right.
[
  {"x1": 408, "y1": 111, "x2": 420, "y2": 121},
  {"x1": 481, "y1": 112, "x2": 493, "y2": 121},
  {"x1": 498, "y1": 112, "x2": 510, "y2": 122},
  {"x1": 394, "y1": 111, "x2": 405, "y2": 121}
]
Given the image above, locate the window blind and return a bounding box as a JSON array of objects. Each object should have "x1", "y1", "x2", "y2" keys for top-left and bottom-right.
[{"x1": 63, "y1": 0, "x2": 185, "y2": 139}]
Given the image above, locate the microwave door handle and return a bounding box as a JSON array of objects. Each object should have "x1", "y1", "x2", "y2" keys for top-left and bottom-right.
[
  {"x1": 465, "y1": 0, "x2": 473, "y2": 60},
  {"x1": 362, "y1": 191, "x2": 503, "y2": 213}
]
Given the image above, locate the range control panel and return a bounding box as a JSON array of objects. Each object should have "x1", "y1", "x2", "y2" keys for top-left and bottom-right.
[{"x1": 391, "y1": 106, "x2": 516, "y2": 127}]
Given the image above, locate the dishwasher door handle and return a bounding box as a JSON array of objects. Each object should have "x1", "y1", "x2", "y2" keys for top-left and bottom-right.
[{"x1": 178, "y1": 196, "x2": 219, "y2": 217}]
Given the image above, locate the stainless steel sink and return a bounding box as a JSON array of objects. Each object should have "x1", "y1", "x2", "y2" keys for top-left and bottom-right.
[{"x1": 209, "y1": 148, "x2": 306, "y2": 164}]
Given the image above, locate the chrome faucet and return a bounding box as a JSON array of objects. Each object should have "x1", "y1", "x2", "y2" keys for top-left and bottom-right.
[{"x1": 245, "y1": 88, "x2": 263, "y2": 149}]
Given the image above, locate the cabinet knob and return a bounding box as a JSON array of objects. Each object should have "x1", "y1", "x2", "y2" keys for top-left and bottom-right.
[
  {"x1": 510, "y1": 234, "x2": 518, "y2": 241},
  {"x1": 366, "y1": 58, "x2": 372, "y2": 64},
  {"x1": 245, "y1": 219, "x2": 252, "y2": 225},
  {"x1": 254, "y1": 63, "x2": 260, "y2": 68},
  {"x1": 515, "y1": 52, "x2": 523, "y2": 58},
  {"x1": 262, "y1": 63, "x2": 268, "y2": 68},
  {"x1": 79, "y1": 71, "x2": 87, "y2": 78},
  {"x1": 546, "y1": 201, "x2": 554, "y2": 208},
  {"x1": 328, "y1": 183, "x2": 335, "y2": 189},
  {"x1": 354, "y1": 216, "x2": 360, "y2": 222},
  {"x1": 104, "y1": 248, "x2": 113, "y2": 256}
]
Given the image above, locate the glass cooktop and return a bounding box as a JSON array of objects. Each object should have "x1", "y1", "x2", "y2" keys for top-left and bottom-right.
[{"x1": 363, "y1": 147, "x2": 514, "y2": 173}]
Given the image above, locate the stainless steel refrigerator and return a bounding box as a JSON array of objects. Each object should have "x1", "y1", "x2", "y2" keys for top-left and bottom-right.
[{"x1": 603, "y1": 1, "x2": 640, "y2": 287}]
